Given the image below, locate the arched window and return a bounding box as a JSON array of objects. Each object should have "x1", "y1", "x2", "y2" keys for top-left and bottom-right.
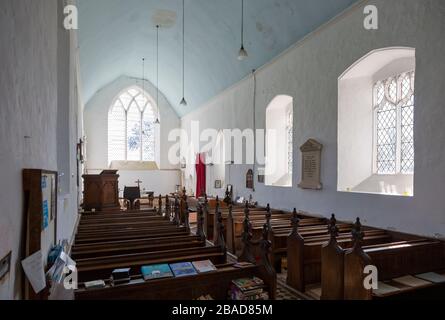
[
  {"x1": 265, "y1": 95, "x2": 293, "y2": 187},
  {"x1": 374, "y1": 71, "x2": 415, "y2": 174},
  {"x1": 108, "y1": 87, "x2": 157, "y2": 164},
  {"x1": 338, "y1": 47, "x2": 415, "y2": 196}
]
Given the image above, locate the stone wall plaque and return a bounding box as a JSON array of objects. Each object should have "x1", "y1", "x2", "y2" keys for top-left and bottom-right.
[{"x1": 298, "y1": 139, "x2": 322, "y2": 190}]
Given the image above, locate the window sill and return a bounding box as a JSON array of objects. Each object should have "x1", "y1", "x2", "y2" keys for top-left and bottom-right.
[
  {"x1": 338, "y1": 173, "x2": 414, "y2": 197},
  {"x1": 109, "y1": 161, "x2": 159, "y2": 171}
]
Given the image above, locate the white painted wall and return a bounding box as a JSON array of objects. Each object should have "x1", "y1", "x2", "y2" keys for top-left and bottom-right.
[
  {"x1": 0, "y1": 0, "x2": 82, "y2": 299},
  {"x1": 181, "y1": 0, "x2": 445, "y2": 238},
  {"x1": 84, "y1": 76, "x2": 181, "y2": 195},
  {"x1": 338, "y1": 76, "x2": 373, "y2": 190}
]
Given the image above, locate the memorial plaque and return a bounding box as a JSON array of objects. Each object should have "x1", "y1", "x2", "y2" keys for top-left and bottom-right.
[{"x1": 298, "y1": 139, "x2": 322, "y2": 190}]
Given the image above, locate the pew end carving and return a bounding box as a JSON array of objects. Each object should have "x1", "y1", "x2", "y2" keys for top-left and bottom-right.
[
  {"x1": 321, "y1": 214, "x2": 345, "y2": 300},
  {"x1": 239, "y1": 202, "x2": 256, "y2": 264},
  {"x1": 286, "y1": 208, "x2": 305, "y2": 291}
]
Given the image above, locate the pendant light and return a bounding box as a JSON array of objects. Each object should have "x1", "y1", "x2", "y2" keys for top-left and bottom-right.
[
  {"x1": 155, "y1": 25, "x2": 160, "y2": 124},
  {"x1": 179, "y1": 0, "x2": 187, "y2": 106},
  {"x1": 238, "y1": 0, "x2": 248, "y2": 60}
]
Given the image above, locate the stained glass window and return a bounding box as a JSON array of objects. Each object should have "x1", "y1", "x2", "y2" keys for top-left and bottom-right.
[
  {"x1": 374, "y1": 71, "x2": 415, "y2": 174},
  {"x1": 108, "y1": 88, "x2": 157, "y2": 163}
]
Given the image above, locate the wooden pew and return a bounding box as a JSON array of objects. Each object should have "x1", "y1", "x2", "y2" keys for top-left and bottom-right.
[
  {"x1": 74, "y1": 205, "x2": 277, "y2": 300},
  {"x1": 286, "y1": 214, "x2": 394, "y2": 294},
  {"x1": 75, "y1": 226, "x2": 276, "y2": 301},
  {"x1": 75, "y1": 263, "x2": 275, "y2": 300},
  {"x1": 321, "y1": 218, "x2": 445, "y2": 300},
  {"x1": 204, "y1": 197, "x2": 271, "y2": 242},
  {"x1": 74, "y1": 198, "x2": 190, "y2": 244},
  {"x1": 72, "y1": 235, "x2": 205, "y2": 259},
  {"x1": 75, "y1": 204, "x2": 216, "y2": 280},
  {"x1": 81, "y1": 208, "x2": 157, "y2": 216},
  {"x1": 229, "y1": 205, "x2": 326, "y2": 256},
  {"x1": 76, "y1": 246, "x2": 228, "y2": 282}
]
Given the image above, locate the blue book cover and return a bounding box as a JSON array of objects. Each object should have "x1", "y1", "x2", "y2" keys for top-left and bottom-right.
[
  {"x1": 169, "y1": 262, "x2": 198, "y2": 277},
  {"x1": 141, "y1": 264, "x2": 173, "y2": 280}
]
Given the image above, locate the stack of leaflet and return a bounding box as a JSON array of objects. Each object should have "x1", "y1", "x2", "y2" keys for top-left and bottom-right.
[
  {"x1": 229, "y1": 277, "x2": 268, "y2": 300},
  {"x1": 45, "y1": 251, "x2": 76, "y2": 285}
]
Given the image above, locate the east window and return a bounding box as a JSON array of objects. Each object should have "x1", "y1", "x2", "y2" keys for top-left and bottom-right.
[{"x1": 108, "y1": 87, "x2": 157, "y2": 164}]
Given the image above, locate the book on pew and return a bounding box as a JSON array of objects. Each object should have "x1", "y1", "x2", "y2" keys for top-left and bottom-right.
[
  {"x1": 84, "y1": 280, "x2": 106, "y2": 290},
  {"x1": 392, "y1": 275, "x2": 431, "y2": 288},
  {"x1": 192, "y1": 260, "x2": 217, "y2": 273},
  {"x1": 141, "y1": 264, "x2": 174, "y2": 280},
  {"x1": 373, "y1": 282, "x2": 401, "y2": 296},
  {"x1": 169, "y1": 262, "x2": 198, "y2": 277},
  {"x1": 233, "y1": 262, "x2": 254, "y2": 269},
  {"x1": 229, "y1": 277, "x2": 268, "y2": 300},
  {"x1": 111, "y1": 268, "x2": 131, "y2": 285},
  {"x1": 415, "y1": 272, "x2": 445, "y2": 284},
  {"x1": 231, "y1": 276, "x2": 264, "y2": 291}
]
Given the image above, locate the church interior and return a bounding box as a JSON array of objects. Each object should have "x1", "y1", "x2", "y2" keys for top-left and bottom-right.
[{"x1": 1, "y1": 0, "x2": 445, "y2": 302}]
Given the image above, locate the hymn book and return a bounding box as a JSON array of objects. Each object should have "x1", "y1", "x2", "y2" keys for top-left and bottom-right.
[
  {"x1": 373, "y1": 282, "x2": 401, "y2": 296},
  {"x1": 192, "y1": 260, "x2": 217, "y2": 273},
  {"x1": 392, "y1": 275, "x2": 431, "y2": 288},
  {"x1": 169, "y1": 262, "x2": 198, "y2": 277},
  {"x1": 84, "y1": 280, "x2": 106, "y2": 289},
  {"x1": 141, "y1": 264, "x2": 174, "y2": 280},
  {"x1": 415, "y1": 272, "x2": 445, "y2": 284}
]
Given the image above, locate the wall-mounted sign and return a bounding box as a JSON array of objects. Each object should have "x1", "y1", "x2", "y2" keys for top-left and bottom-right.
[
  {"x1": 298, "y1": 139, "x2": 323, "y2": 190},
  {"x1": 246, "y1": 169, "x2": 254, "y2": 189}
]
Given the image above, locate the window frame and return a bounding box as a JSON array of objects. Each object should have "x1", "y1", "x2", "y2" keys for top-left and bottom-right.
[{"x1": 372, "y1": 71, "x2": 415, "y2": 175}]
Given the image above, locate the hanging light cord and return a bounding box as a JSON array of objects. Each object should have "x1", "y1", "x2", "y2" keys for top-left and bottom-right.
[
  {"x1": 182, "y1": 0, "x2": 185, "y2": 100},
  {"x1": 241, "y1": 0, "x2": 244, "y2": 47},
  {"x1": 156, "y1": 25, "x2": 159, "y2": 113},
  {"x1": 142, "y1": 58, "x2": 145, "y2": 94},
  {"x1": 252, "y1": 69, "x2": 256, "y2": 192}
]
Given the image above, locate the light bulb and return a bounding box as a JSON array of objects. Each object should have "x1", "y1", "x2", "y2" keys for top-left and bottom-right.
[{"x1": 238, "y1": 45, "x2": 248, "y2": 60}]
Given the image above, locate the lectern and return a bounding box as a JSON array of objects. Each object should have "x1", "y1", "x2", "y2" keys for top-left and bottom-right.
[{"x1": 82, "y1": 170, "x2": 120, "y2": 211}]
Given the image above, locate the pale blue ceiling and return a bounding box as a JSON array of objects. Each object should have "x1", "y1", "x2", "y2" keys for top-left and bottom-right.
[{"x1": 78, "y1": 0, "x2": 358, "y2": 117}]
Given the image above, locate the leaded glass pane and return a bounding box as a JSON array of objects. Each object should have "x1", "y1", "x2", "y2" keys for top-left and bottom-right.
[
  {"x1": 142, "y1": 104, "x2": 156, "y2": 161},
  {"x1": 401, "y1": 105, "x2": 414, "y2": 173},
  {"x1": 374, "y1": 71, "x2": 415, "y2": 175},
  {"x1": 108, "y1": 88, "x2": 157, "y2": 162},
  {"x1": 126, "y1": 104, "x2": 141, "y2": 161},
  {"x1": 377, "y1": 106, "x2": 397, "y2": 174},
  {"x1": 108, "y1": 105, "x2": 126, "y2": 163},
  {"x1": 119, "y1": 92, "x2": 133, "y2": 110},
  {"x1": 287, "y1": 111, "x2": 293, "y2": 175}
]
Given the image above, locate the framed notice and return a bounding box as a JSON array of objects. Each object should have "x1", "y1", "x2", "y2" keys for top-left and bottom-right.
[
  {"x1": 22, "y1": 169, "x2": 58, "y2": 300},
  {"x1": 298, "y1": 139, "x2": 323, "y2": 190}
]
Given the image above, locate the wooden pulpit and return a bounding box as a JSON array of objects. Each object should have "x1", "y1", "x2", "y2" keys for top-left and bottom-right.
[{"x1": 82, "y1": 170, "x2": 120, "y2": 211}]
